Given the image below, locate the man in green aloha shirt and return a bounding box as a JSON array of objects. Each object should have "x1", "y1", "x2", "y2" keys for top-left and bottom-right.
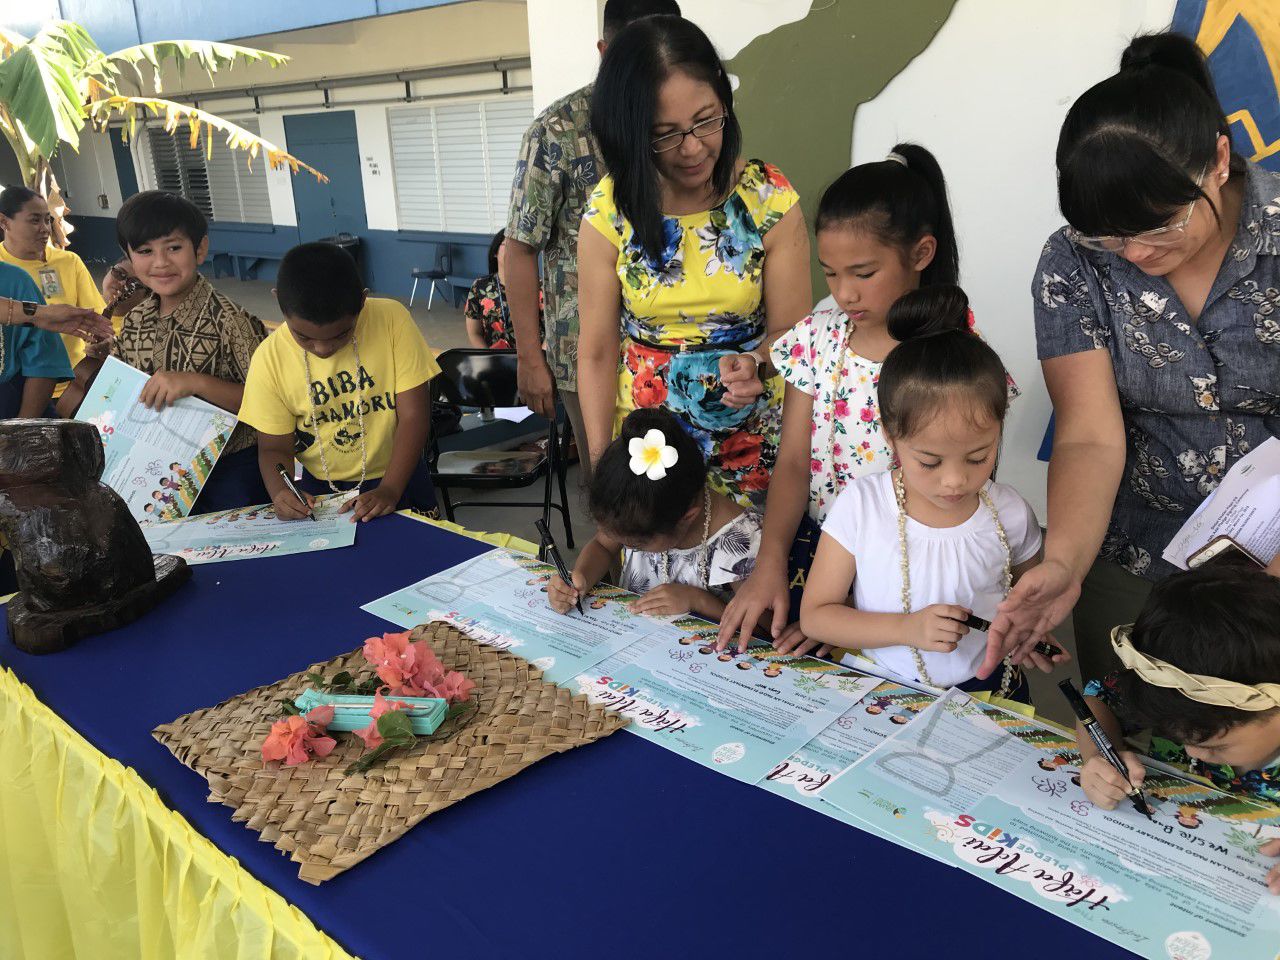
[{"x1": 503, "y1": 0, "x2": 680, "y2": 484}]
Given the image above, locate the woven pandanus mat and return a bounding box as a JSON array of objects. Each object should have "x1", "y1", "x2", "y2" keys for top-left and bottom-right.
[{"x1": 153, "y1": 621, "x2": 629, "y2": 883}]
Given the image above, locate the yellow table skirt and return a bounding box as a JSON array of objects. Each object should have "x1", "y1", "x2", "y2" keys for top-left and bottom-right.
[{"x1": 0, "y1": 514, "x2": 536, "y2": 960}]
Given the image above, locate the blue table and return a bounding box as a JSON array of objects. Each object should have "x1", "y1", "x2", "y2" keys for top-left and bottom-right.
[{"x1": 0, "y1": 515, "x2": 1136, "y2": 959}]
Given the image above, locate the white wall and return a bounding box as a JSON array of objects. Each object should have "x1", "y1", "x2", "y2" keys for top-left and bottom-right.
[
  {"x1": 55, "y1": 129, "x2": 124, "y2": 218},
  {"x1": 849, "y1": 0, "x2": 1177, "y2": 512},
  {"x1": 527, "y1": 0, "x2": 601, "y2": 111}
]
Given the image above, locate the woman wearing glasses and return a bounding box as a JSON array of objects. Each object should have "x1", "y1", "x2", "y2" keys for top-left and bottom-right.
[
  {"x1": 985, "y1": 32, "x2": 1280, "y2": 685},
  {"x1": 577, "y1": 15, "x2": 810, "y2": 508}
]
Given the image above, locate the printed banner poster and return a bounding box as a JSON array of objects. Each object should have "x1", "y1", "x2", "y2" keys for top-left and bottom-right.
[
  {"x1": 361, "y1": 549, "x2": 686, "y2": 685},
  {"x1": 76, "y1": 356, "x2": 236, "y2": 522},
  {"x1": 824, "y1": 690, "x2": 1280, "y2": 960},
  {"x1": 574, "y1": 630, "x2": 879, "y2": 784},
  {"x1": 142, "y1": 496, "x2": 356, "y2": 564}
]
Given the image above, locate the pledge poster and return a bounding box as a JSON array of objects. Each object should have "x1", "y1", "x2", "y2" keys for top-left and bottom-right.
[
  {"x1": 575, "y1": 635, "x2": 878, "y2": 784},
  {"x1": 76, "y1": 357, "x2": 235, "y2": 522},
  {"x1": 361, "y1": 549, "x2": 683, "y2": 685},
  {"x1": 825, "y1": 690, "x2": 1280, "y2": 960},
  {"x1": 142, "y1": 496, "x2": 356, "y2": 564}
]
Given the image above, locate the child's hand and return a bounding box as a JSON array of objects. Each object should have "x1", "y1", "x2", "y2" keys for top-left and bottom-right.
[
  {"x1": 342, "y1": 484, "x2": 399, "y2": 522},
  {"x1": 1080, "y1": 751, "x2": 1146, "y2": 810},
  {"x1": 773, "y1": 622, "x2": 832, "y2": 659},
  {"x1": 901, "y1": 604, "x2": 970, "y2": 652},
  {"x1": 548, "y1": 571, "x2": 587, "y2": 614},
  {"x1": 84, "y1": 336, "x2": 114, "y2": 360},
  {"x1": 139, "y1": 371, "x2": 195, "y2": 410},
  {"x1": 718, "y1": 557, "x2": 790, "y2": 652},
  {"x1": 272, "y1": 486, "x2": 317, "y2": 521},
  {"x1": 1261, "y1": 839, "x2": 1280, "y2": 895},
  {"x1": 633, "y1": 583, "x2": 703, "y2": 617}
]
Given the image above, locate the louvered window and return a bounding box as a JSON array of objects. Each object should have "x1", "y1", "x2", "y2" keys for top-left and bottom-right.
[
  {"x1": 147, "y1": 118, "x2": 271, "y2": 224},
  {"x1": 389, "y1": 95, "x2": 534, "y2": 233}
]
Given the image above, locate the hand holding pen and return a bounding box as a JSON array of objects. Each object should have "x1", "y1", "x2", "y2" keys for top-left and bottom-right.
[
  {"x1": 1059, "y1": 679, "x2": 1152, "y2": 819},
  {"x1": 535, "y1": 518, "x2": 583, "y2": 616},
  {"x1": 274, "y1": 463, "x2": 317, "y2": 521}
]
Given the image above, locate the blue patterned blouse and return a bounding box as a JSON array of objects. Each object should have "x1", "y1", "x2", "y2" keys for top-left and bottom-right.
[{"x1": 1033, "y1": 161, "x2": 1280, "y2": 580}]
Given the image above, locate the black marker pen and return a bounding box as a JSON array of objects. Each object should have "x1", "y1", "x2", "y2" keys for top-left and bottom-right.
[{"x1": 1059, "y1": 679, "x2": 1152, "y2": 820}]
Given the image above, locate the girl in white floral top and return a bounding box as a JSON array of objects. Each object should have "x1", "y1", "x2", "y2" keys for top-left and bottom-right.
[
  {"x1": 548, "y1": 409, "x2": 762, "y2": 623},
  {"x1": 719, "y1": 144, "x2": 968, "y2": 653}
]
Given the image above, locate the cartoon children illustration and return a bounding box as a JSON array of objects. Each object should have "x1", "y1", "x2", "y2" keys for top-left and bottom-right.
[
  {"x1": 764, "y1": 665, "x2": 783, "y2": 678},
  {"x1": 736, "y1": 661, "x2": 753, "y2": 671},
  {"x1": 1176, "y1": 806, "x2": 1202, "y2": 829}
]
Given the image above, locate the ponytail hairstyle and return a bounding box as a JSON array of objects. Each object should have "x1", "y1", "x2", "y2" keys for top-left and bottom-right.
[
  {"x1": 588, "y1": 407, "x2": 706, "y2": 542},
  {"x1": 592, "y1": 15, "x2": 742, "y2": 261},
  {"x1": 1057, "y1": 32, "x2": 1242, "y2": 238},
  {"x1": 814, "y1": 143, "x2": 959, "y2": 287},
  {"x1": 878, "y1": 285, "x2": 1009, "y2": 440},
  {"x1": 0, "y1": 185, "x2": 39, "y2": 221}
]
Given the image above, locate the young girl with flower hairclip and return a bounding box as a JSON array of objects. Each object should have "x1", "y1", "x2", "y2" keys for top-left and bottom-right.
[{"x1": 547, "y1": 408, "x2": 763, "y2": 620}]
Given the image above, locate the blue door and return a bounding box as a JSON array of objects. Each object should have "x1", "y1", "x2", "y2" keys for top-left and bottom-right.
[{"x1": 284, "y1": 111, "x2": 367, "y2": 241}]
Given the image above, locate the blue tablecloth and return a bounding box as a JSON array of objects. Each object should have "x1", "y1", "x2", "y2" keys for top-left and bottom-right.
[{"x1": 0, "y1": 515, "x2": 1136, "y2": 959}]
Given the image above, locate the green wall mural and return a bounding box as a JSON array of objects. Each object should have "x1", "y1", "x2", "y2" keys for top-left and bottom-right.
[{"x1": 728, "y1": 0, "x2": 959, "y2": 289}]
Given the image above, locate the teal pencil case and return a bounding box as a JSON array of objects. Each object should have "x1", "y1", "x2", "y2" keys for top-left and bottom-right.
[{"x1": 294, "y1": 687, "x2": 449, "y2": 735}]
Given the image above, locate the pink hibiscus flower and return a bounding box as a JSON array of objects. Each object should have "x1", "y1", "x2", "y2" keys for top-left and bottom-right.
[
  {"x1": 261, "y1": 706, "x2": 337, "y2": 766},
  {"x1": 859, "y1": 405, "x2": 876, "y2": 423},
  {"x1": 832, "y1": 398, "x2": 850, "y2": 419}
]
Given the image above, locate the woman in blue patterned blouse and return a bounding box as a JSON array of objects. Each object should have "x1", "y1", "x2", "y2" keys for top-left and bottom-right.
[{"x1": 985, "y1": 32, "x2": 1280, "y2": 685}]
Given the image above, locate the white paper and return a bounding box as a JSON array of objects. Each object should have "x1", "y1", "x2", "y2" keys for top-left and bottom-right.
[{"x1": 1163, "y1": 437, "x2": 1280, "y2": 569}]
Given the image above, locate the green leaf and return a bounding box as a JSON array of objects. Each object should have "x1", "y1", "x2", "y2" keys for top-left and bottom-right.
[
  {"x1": 103, "y1": 40, "x2": 288, "y2": 92},
  {"x1": 303, "y1": 672, "x2": 327, "y2": 688},
  {"x1": 0, "y1": 23, "x2": 92, "y2": 156},
  {"x1": 375, "y1": 709, "x2": 416, "y2": 746},
  {"x1": 277, "y1": 698, "x2": 301, "y2": 716},
  {"x1": 355, "y1": 677, "x2": 381, "y2": 696}
]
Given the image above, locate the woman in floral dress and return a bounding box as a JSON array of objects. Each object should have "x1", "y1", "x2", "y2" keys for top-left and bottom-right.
[
  {"x1": 577, "y1": 15, "x2": 810, "y2": 509},
  {"x1": 991, "y1": 33, "x2": 1280, "y2": 685}
]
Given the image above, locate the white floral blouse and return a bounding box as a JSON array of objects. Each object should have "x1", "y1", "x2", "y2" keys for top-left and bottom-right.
[
  {"x1": 772, "y1": 297, "x2": 894, "y2": 522},
  {"x1": 772, "y1": 296, "x2": 1018, "y2": 523},
  {"x1": 1033, "y1": 160, "x2": 1280, "y2": 579}
]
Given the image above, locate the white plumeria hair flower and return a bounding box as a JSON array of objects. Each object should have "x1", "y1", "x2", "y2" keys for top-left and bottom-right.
[{"x1": 628, "y1": 428, "x2": 679, "y2": 480}]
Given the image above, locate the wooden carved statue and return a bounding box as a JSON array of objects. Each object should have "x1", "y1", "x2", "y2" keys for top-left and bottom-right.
[{"x1": 0, "y1": 419, "x2": 189, "y2": 654}]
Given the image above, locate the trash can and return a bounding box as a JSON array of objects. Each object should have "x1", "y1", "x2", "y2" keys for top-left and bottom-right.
[{"x1": 318, "y1": 233, "x2": 363, "y2": 285}]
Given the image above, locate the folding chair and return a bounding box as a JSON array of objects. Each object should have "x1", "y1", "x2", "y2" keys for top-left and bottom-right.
[
  {"x1": 409, "y1": 244, "x2": 452, "y2": 309},
  {"x1": 428, "y1": 349, "x2": 574, "y2": 552}
]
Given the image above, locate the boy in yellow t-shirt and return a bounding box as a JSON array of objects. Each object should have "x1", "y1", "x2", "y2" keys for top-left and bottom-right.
[{"x1": 239, "y1": 242, "x2": 441, "y2": 522}]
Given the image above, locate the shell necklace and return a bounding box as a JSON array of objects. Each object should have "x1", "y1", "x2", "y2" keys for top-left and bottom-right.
[
  {"x1": 893, "y1": 469, "x2": 1014, "y2": 698},
  {"x1": 660, "y1": 486, "x2": 713, "y2": 589},
  {"x1": 302, "y1": 333, "x2": 368, "y2": 497}
]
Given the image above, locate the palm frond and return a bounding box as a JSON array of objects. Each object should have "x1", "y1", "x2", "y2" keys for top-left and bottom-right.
[
  {"x1": 100, "y1": 40, "x2": 288, "y2": 93},
  {"x1": 88, "y1": 95, "x2": 328, "y2": 182}
]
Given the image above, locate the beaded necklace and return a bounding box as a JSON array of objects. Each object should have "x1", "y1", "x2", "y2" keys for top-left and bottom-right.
[
  {"x1": 659, "y1": 486, "x2": 713, "y2": 589},
  {"x1": 301, "y1": 333, "x2": 368, "y2": 496},
  {"x1": 892, "y1": 469, "x2": 1015, "y2": 698}
]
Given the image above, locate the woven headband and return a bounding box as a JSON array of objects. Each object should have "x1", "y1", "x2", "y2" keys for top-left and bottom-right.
[{"x1": 1111, "y1": 624, "x2": 1280, "y2": 712}]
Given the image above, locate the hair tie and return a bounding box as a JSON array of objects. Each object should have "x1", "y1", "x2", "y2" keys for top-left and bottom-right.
[
  {"x1": 885, "y1": 151, "x2": 908, "y2": 167},
  {"x1": 628, "y1": 428, "x2": 679, "y2": 480},
  {"x1": 1111, "y1": 625, "x2": 1280, "y2": 711}
]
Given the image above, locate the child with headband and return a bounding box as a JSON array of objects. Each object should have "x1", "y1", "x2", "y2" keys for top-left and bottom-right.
[
  {"x1": 1079, "y1": 561, "x2": 1280, "y2": 892},
  {"x1": 548, "y1": 408, "x2": 762, "y2": 621}
]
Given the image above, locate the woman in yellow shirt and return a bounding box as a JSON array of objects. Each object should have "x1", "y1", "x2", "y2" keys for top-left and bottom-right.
[{"x1": 0, "y1": 186, "x2": 109, "y2": 395}]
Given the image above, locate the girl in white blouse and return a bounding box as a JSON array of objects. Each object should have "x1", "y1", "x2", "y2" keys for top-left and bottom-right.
[{"x1": 798, "y1": 285, "x2": 1045, "y2": 702}]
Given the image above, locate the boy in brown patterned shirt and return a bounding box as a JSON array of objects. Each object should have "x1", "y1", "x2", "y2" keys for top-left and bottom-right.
[{"x1": 60, "y1": 190, "x2": 269, "y2": 512}]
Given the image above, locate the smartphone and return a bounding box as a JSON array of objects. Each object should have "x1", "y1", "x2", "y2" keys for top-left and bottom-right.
[{"x1": 1186, "y1": 535, "x2": 1264, "y2": 570}]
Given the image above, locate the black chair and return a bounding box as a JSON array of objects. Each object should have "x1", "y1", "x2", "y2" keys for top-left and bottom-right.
[
  {"x1": 409, "y1": 244, "x2": 452, "y2": 309},
  {"x1": 428, "y1": 349, "x2": 574, "y2": 553}
]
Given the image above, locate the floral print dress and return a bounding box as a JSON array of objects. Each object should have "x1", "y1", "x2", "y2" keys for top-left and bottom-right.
[
  {"x1": 772, "y1": 295, "x2": 1018, "y2": 523},
  {"x1": 583, "y1": 159, "x2": 799, "y2": 508},
  {"x1": 1034, "y1": 160, "x2": 1280, "y2": 579}
]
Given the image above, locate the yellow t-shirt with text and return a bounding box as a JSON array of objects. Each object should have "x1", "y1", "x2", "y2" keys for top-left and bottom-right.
[
  {"x1": 238, "y1": 297, "x2": 440, "y2": 483},
  {"x1": 0, "y1": 243, "x2": 109, "y2": 396}
]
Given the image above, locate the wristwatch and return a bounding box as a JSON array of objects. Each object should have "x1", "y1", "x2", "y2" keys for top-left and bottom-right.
[{"x1": 20, "y1": 301, "x2": 37, "y2": 317}]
